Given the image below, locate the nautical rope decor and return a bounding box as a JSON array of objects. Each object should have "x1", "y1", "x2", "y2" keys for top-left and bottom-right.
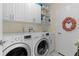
[{"x1": 62, "y1": 17, "x2": 77, "y2": 31}]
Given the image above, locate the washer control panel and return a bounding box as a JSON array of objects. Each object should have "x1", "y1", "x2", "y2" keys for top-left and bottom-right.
[
  {"x1": 24, "y1": 35, "x2": 31, "y2": 39},
  {"x1": 46, "y1": 33, "x2": 49, "y2": 36}
]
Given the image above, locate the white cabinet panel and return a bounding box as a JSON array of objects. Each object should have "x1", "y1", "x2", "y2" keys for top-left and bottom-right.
[
  {"x1": 24, "y1": 3, "x2": 41, "y2": 23},
  {"x1": 3, "y1": 3, "x2": 41, "y2": 23},
  {"x1": 35, "y1": 5, "x2": 41, "y2": 23},
  {"x1": 14, "y1": 3, "x2": 25, "y2": 21},
  {"x1": 29, "y1": 4, "x2": 41, "y2": 23},
  {"x1": 24, "y1": 4, "x2": 33, "y2": 22},
  {"x1": 3, "y1": 3, "x2": 14, "y2": 20}
]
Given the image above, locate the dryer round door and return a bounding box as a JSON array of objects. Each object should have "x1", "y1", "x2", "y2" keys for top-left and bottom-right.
[
  {"x1": 3, "y1": 43, "x2": 31, "y2": 56},
  {"x1": 34, "y1": 38, "x2": 49, "y2": 56}
]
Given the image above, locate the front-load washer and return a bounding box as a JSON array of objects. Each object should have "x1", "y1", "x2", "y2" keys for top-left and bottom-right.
[
  {"x1": 32, "y1": 32, "x2": 54, "y2": 56},
  {"x1": 3, "y1": 33, "x2": 32, "y2": 56},
  {"x1": 43, "y1": 32, "x2": 55, "y2": 55}
]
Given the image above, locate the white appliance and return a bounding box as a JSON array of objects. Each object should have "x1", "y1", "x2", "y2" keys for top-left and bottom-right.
[
  {"x1": 43, "y1": 32, "x2": 55, "y2": 55},
  {"x1": 32, "y1": 32, "x2": 55, "y2": 56},
  {"x1": 3, "y1": 33, "x2": 32, "y2": 56}
]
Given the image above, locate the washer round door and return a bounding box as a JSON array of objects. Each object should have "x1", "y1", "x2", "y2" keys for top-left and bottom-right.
[
  {"x1": 3, "y1": 43, "x2": 31, "y2": 56},
  {"x1": 34, "y1": 38, "x2": 49, "y2": 56}
]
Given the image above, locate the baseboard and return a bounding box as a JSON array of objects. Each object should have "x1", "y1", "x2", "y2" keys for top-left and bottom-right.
[
  {"x1": 74, "y1": 50, "x2": 79, "y2": 56},
  {"x1": 57, "y1": 52, "x2": 65, "y2": 56}
]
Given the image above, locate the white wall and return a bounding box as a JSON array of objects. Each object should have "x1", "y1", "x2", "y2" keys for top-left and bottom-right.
[
  {"x1": 49, "y1": 3, "x2": 79, "y2": 55},
  {"x1": 0, "y1": 3, "x2": 2, "y2": 56},
  {"x1": 3, "y1": 21, "x2": 44, "y2": 33}
]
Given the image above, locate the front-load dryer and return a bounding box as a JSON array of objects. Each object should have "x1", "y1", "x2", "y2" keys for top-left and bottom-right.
[
  {"x1": 3, "y1": 33, "x2": 32, "y2": 56},
  {"x1": 32, "y1": 32, "x2": 54, "y2": 56}
]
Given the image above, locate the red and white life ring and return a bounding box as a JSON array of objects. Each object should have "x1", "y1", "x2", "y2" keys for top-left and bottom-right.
[{"x1": 62, "y1": 17, "x2": 77, "y2": 31}]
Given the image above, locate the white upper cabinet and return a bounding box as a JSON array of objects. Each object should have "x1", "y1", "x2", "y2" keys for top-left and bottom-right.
[
  {"x1": 14, "y1": 3, "x2": 25, "y2": 21},
  {"x1": 3, "y1": 3, "x2": 41, "y2": 23},
  {"x1": 31, "y1": 4, "x2": 41, "y2": 23},
  {"x1": 3, "y1": 3, "x2": 15, "y2": 20},
  {"x1": 26, "y1": 4, "x2": 41, "y2": 23},
  {"x1": 24, "y1": 3, "x2": 41, "y2": 23},
  {"x1": 24, "y1": 4, "x2": 33, "y2": 22}
]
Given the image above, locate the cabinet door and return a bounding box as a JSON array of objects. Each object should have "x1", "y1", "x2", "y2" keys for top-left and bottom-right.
[
  {"x1": 14, "y1": 3, "x2": 25, "y2": 21},
  {"x1": 30, "y1": 4, "x2": 41, "y2": 23},
  {"x1": 24, "y1": 4, "x2": 33, "y2": 22},
  {"x1": 33, "y1": 4, "x2": 41, "y2": 23},
  {"x1": 3, "y1": 3, "x2": 41, "y2": 23},
  {"x1": 3, "y1": 3, "x2": 14, "y2": 20},
  {"x1": 25, "y1": 4, "x2": 41, "y2": 23}
]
